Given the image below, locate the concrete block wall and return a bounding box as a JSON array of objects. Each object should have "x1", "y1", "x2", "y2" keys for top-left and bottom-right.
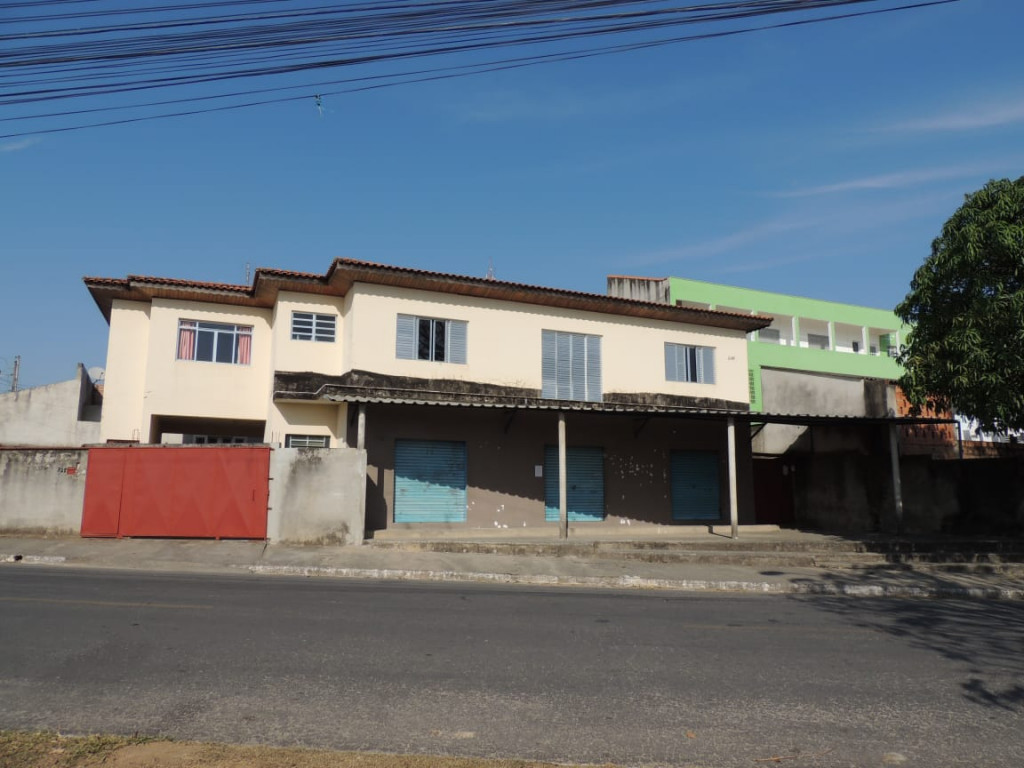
[
  {"x1": 791, "y1": 454, "x2": 1024, "y2": 536},
  {"x1": 0, "y1": 365, "x2": 101, "y2": 448},
  {"x1": 0, "y1": 449, "x2": 89, "y2": 535},
  {"x1": 267, "y1": 447, "x2": 367, "y2": 545}
]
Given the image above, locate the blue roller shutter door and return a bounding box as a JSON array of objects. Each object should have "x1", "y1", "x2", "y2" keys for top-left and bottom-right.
[
  {"x1": 544, "y1": 446, "x2": 605, "y2": 522},
  {"x1": 670, "y1": 450, "x2": 721, "y2": 521},
  {"x1": 394, "y1": 439, "x2": 467, "y2": 523}
]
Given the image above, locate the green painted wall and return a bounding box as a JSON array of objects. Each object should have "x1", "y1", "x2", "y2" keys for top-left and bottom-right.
[{"x1": 668, "y1": 277, "x2": 906, "y2": 411}]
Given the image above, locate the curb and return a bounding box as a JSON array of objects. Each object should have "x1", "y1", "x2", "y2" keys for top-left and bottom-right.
[
  {"x1": 247, "y1": 565, "x2": 1024, "y2": 600},
  {"x1": 0, "y1": 554, "x2": 67, "y2": 564}
]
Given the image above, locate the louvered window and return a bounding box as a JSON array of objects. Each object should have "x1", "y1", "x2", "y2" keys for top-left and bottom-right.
[
  {"x1": 396, "y1": 314, "x2": 467, "y2": 364},
  {"x1": 665, "y1": 343, "x2": 715, "y2": 384},
  {"x1": 541, "y1": 330, "x2": 602, "y2": 402}
]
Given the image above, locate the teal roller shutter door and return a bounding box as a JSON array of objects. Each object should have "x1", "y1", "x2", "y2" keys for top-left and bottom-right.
[
  {"x1": 670, "y1": 450, "x2": 721, "y2": 521},
  {"x1": 544, "y1": 446, "x2": 605, "y2": 522},
  {"x1": 394, "y1": 440, "x2": 467, "y2": 523}
]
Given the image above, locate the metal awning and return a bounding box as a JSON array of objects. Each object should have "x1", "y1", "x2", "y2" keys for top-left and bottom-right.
[{"x1": 316, "y1": 392, "x2": 954, "y2": 427}]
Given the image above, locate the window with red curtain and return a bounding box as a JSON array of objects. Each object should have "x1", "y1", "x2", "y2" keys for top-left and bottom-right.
[
  {"x1": 177, "y1": 320, "x2": 197, "y2": 360},
  {"x1": 177, "y1": 319, "x2": 252, "y2": 365}
]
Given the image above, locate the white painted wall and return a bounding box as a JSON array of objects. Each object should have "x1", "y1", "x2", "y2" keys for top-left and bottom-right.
[
  {"x1": 99, "y1": 280, "x2": 752, "y2": 444},
  {"x1": 100, "y1": 300, "x2": 151, "y2": 442},
  {"x1": 271, "y1": 291, "x2": 346, "y2": 376},
  {"x1": 141, "y1": 299, "x2": 273, "y2": 433},
  {"x1": 266, "y1": 401, "x2": 348, "y2": 447},
  {"x1": 345, "y1": 283, "x2": 750, "y2": 403}
]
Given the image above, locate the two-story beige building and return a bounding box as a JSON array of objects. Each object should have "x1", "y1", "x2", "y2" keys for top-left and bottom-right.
[{"x1": 86, "y1": 259, "x2": 770, "y2": 536}]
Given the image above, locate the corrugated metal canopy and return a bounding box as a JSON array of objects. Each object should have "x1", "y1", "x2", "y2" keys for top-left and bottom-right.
[{"x1": 322, "y1": 392, "x2": 954, "y2": 426}]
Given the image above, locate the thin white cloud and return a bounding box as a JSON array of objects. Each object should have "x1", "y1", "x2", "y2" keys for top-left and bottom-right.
[
  {"x1": 776, "y1": 161, "x2": 1016, "y2": 198},
  {"x1": 629, "y1": 216, "x2": 814, "y2": 266},
  {"x1": 629, "y1": 191, "x2": 954, "y2": 268},
  {"x1": 882, "y1": 102, "x2": 1024, "y2": 134},
  {"x1": 0, "y1": 137, "x2": 40, "y2": 153}
]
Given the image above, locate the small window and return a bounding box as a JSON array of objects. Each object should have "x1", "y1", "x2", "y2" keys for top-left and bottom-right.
[
  {"x1": 177, "y1": 320, "x2": 252, "y2": 365},
  {"x1": 285, "y1": 434, "x2": 330, "y2": 448},
  {"x1": 852, "y1": 340, "x2": 860, "y2": 353},
  {"x1": 396, "y1": 314, "x2": 467, "y2": 364},
  {"x1": 665, "y1": 343, "x2": 715, "y2": 384},
  {"x1": 291, "y1": 312, "x2": 336, "y2": 342},
  {"x1": 759, "y1": 328, "x2": 781, "y2": 344}
]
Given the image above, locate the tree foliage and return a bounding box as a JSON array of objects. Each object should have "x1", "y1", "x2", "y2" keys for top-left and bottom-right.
[{"x1": 896, "y1": 177, "x2": 1024, "y2": 433}]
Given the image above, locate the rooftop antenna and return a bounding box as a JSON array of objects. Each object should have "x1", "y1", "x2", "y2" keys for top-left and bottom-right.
[
  {"x1": 486, "y1": 257, "x2": 495, "y2": 280},
  {"x1": 9, "y1": 355, "x2": 20, "y2": 393},
  {"x1": 314, "y1": 94, "x2": 323, "y2": 118},
  {"x1": 245, "y1": 262, "x2": 251, "y2": 284}
]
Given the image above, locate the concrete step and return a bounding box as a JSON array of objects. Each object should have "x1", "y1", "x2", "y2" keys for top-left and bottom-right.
[
  {"x1": 369, "y1": 538, "x2": 1024, "y2": 561},
  {"x1": 368, "y1": 539, "x2": 1024, "y2": 572}
]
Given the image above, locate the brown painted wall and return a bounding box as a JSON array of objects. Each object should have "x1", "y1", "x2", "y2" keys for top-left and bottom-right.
[{"x1": 353, "y1": 404, "x2": 755, "y2": 533}]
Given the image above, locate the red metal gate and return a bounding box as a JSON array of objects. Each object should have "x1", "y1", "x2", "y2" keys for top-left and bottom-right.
[{"x1": 82, "y1": 446, "x2": 270, "y2": 539}]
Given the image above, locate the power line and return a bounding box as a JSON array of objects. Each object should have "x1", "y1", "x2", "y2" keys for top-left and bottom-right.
[{"x1": 1, "y1": 0, "x2": 961, "y2": 138}]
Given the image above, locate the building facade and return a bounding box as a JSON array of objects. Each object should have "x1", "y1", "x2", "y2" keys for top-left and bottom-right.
[
  {"x1": 608, "y1": 276, "x2": 906, "y2": 410},
  {"x1": 86, "y1": 260, "x2": 769, "y2": 535}
]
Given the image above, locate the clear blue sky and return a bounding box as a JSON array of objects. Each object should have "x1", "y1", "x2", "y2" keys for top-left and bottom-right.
[{"x1": 1, "y1": 0, "x2": 1021, "y2": 388}]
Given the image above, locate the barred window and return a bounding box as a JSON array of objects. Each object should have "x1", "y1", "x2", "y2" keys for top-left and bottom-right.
[
  {"x1": 291, "y1": 312, "x2": 336, "y2": 342},
  {"x1": 285, "y1": 434, "x2": 330, "y2": 448}
]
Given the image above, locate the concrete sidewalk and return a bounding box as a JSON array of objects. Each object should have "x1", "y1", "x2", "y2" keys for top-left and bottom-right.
[{"x1": 3, "y1": 533, "x2": 1024, "y2": 599}]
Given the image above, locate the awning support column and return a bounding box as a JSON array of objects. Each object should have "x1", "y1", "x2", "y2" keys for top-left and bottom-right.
[
  {"x1": 889, "y1": 423, "x2": 904, "y2": 534},
  {"x1": 728, "y1": 416, "x2": 739, "y2": 540},
  {"x1": 558, "y1": 411, "x2": 568, "y2": 540},
  {"x1": 357, "y1": 404, "x2": 366, "y2": 450}
]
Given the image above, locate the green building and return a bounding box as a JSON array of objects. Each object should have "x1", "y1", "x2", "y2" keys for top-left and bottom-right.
[{"x1": 607, "y1": 276, "x2": 906, "y2": 413}]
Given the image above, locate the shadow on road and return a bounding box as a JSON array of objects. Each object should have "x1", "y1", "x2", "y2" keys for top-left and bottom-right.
[{"x1": 786, "y1": 569, "x2": 1024, "y2": 711}]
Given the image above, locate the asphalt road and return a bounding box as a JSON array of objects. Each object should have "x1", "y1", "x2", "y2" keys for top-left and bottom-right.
[{"x1": 1, "y1": 567, "x2": 1022, "y2": 767}]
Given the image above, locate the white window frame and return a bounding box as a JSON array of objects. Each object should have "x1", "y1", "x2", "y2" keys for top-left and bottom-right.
[
  {"x1": 285, "y1": 434, "x2": 330, "y2": 448},
  {"x1": 396, "y1": 314, "x2": 467, "y2": 364},
  {"x1": 177, "y1": 319, "x2": 252, "y2": 365},
  {"x1": 291, "y1": 312, "x2": 336, "y2": 342},
  {"x1": 665, "y1": 343, "x2": 715, "y2": 385}
]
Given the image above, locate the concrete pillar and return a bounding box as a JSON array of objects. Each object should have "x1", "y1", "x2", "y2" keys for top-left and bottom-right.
[
  {"x1": 888, "y1": 423, "x2": 904, "y2": 534},
  {"x1": 728, "y1": 417, "x2": 739, "y2": 540},
  {"x1": 828, "y1": 321, "x2": 836, "y2": 351},
  {"x1": 791, "y1": 316, "x2": 800, "y2": 347},
  {"x1": 861, "y1": 326, "x2": 870, "y2": 355},
  {"x1": 558, "y1": 411, "x2": 568, "y2": 540},
  {"x1": 357, "y1": 404, "x2": 366, "y2": 450}
]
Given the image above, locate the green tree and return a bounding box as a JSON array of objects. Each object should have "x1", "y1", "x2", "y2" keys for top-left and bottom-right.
[{"x1": 896, "y1": 177, "x2": 1024, "y2": 434}]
